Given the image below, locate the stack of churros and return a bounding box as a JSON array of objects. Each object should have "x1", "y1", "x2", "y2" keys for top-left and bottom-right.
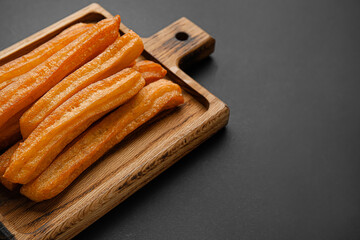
[{"x1": 0, "y1": 15, "x2": 184, "y2": 201}]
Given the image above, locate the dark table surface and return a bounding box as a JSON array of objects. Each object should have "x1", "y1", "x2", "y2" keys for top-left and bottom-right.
[{"x1": 1, "y1": 0, "x2": 360, "y2": 239}]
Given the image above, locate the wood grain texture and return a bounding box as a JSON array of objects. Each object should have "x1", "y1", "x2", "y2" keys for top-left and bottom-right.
[{"x1": 0, "y1": 3, "x2": 229, "y2": 240}]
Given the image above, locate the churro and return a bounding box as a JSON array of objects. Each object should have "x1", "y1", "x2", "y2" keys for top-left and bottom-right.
[
  {"x1": 0, "y1": 16, "x2": 120, "y2": 130},
  {"x1": 0, "y1": 23, "x2": 93, "y2": 91},
  {"x1": 20, "y1": 30, "x2": 143, "y2": 138},
  {"x1": 21, "y1": 79, "x2": 184, "y2": 201},
  {"x1": 4, "y1": 68, "x2": 144, "y2": 184}
]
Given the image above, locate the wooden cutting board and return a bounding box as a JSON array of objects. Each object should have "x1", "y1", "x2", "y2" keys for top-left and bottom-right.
[{"x1": 0, "y1": 3, "x2": 229, "y2": 240}]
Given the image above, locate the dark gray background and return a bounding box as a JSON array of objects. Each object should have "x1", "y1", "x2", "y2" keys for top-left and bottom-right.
[{"x1": 1, "y1": 0, "x2": 360, "y2": 239}]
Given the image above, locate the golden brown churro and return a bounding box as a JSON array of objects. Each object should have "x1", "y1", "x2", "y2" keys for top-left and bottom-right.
[
  {"x1": 21, "y1": 80, "x2": 184, "y2": 201},
  {"x1": 0, "y1": 23, "x2": 93, "y2": 91},
  {"x1": 20, "y1": 30, "x2": 143, "y2": 138},
  {"x1": 0, "y1": 16, "x2": 120, "y2": 131},
  {"x1": 4, "y1": 68, "x2": 145, "y2": 184}
]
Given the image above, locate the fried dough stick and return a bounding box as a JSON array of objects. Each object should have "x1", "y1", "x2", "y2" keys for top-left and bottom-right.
[
  {"x1": 0, "y1": 142, "x2": 20, "y2": 191},
  {"x1": 0, "y1": 16, "x2": 121, "y2": 130},
  {"x1": 0, "y1": 24, "x2": 94, "y2": 151},
  {"x1": 4, "y1": 68, "x2": 145, "y2": 184},
  {"x1": 132, "y1": 60, "x2": 167, "y2": 85},
  {"x1": 20, "y1": 30, "x2": 144, "y2": 138},
  {"x1": 21, "y1": 79, "x2": 184, "y2": 202},
  {"x1": 0, "y1": 23, "x2": 94, "y2": 91}
]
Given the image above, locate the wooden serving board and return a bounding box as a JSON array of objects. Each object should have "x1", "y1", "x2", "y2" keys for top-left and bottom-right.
[{"x1": 0, "y1": 3, "x2": 229, "y2": 240}]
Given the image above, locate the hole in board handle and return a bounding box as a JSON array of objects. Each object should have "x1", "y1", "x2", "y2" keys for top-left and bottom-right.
[{"x1": 175, "y1": 32, "x2": 189, "y2": 41}]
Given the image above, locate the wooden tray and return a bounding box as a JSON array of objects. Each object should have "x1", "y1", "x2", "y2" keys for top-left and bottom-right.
[{"x1": 0, "y1": 3, "x2": 229, "y2": 239}]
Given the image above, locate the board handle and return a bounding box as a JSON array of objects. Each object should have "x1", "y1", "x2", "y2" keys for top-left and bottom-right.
[{"x1": 143, "y1": 17, "x2": 215, "y2": 69}]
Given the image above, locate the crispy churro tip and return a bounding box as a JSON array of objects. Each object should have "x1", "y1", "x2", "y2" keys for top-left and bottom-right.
[{"x1": 132, "y1": 60, "x2": 167, "y2": 85}]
